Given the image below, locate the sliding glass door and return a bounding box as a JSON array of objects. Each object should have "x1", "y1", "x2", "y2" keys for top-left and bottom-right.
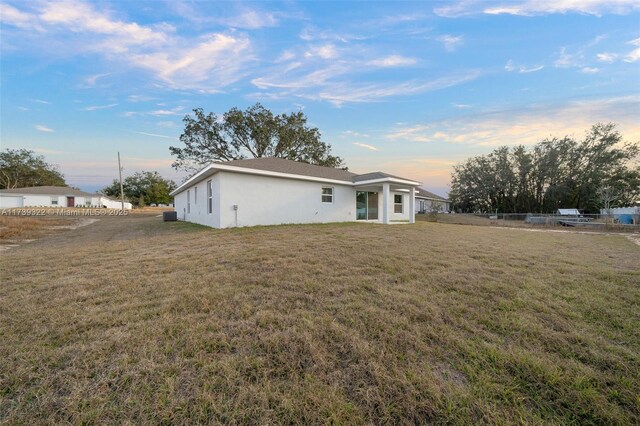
[{"x1": 356, "y1": 191, "x2": 379, "y2": 220}]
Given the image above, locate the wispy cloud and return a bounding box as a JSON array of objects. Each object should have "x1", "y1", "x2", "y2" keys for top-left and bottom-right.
[
  {"x1": 580, "y1": 67, "x2": 599, "y2": 74},
  {"x1": 30, "y1": 98, "x2": 50, "y2": 104},
  {"x1": 437, "y1": 34, "x2": 463, "y2": 51},
  {"x1": 304, "y1": 44, "x2": 338, "y2": 60},
  {"x1": 597, "y1": 52, "x2": 617, "y2": 63},
  {"x1": 276, "y1": 50, "x2": 296, "y2": 62},
  {"x1": 81, "y1": 72, "x2": 112, "y2": 88},
  {"x1": 624, "y1": 37, "x2": 640, "y2": 62},
  {"x1": 130, "y1": 33, "x2": 252, "y2": 90},
  {"x1": 299, "y1": 26, "x2": 365, "y2": 43},
  {"x1": 1, "y1": 1, "x2": 253, "y2": 92},
  {"x1": 342, "y1": 130, "x2": 370, "y2": 138},
  {"x1": 505, "y1": 60, "x2": 544, "y2": 73},
  {"x1": 554, "y1": 47, "x2": 582, "y2": 68},
  {"x1": 453, "y1": 103, "x2": 472, "y2": 109},
  {"x1": 0, "y1": 3, "x2": 44, "y2": 30},
  {"x1": 169, "y1": 2, "x2": 289, "y2": 30},
  {"x1": 134, "y1": 131, "x2": 177, "y2": 140},
  {"x1": 83, "y1": 103, "x2": 118, "y2": 111},
  {"x1": 436, "y1": 0, "x2": 640, "y2": 17},
  {"x1": 127, "y1": 94, "x2": 154, "y2": 102},
  {"x1": 367, "y1": 55, "x2": 417, "y2": 67},
  {"x1": 353, "y1": 142, "x2": 379, "y2": 151},
  {"x1": 121, "y1": 106, "x2": 184, "y2": 118},
  {"x1": 148, "y1": 107, "x2": 184, "y2": 116},
  {"x1": 253, "y1": 49, "x2": 482, "y2": 106},
  {"x1": 386, "y1": 95, "x2": 640, "y2": 147},
  {"x1": 35, "y1": 124, "x2": 54, "y2": 133},
  {"x1": 223, "y1": 9, "x2": 278, "y2": 29}
]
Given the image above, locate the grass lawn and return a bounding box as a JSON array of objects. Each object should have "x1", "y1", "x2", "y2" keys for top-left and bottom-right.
[{"x1": 1, "y1": 214, "x2": 639, "y2": 424}]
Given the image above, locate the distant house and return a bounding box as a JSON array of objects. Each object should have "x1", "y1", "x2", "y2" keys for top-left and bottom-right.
[
  {"x1": 415, "y1": 188, "x2": 450, "y2": 213},
  {"x1": 170, "y1": 157, "x2": 421, "y2": 228},
  {"x1": 0, "y1": 186, "x2": 132, "y2": 209},
  {"x1": 600, "y1": 207, "x2": 640, "y2": 225}
]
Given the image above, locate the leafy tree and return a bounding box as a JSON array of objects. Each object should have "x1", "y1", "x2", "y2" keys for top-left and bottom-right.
[
  {"x1": 449, "y1": 123, "x2": 639, "y2": 213},
  {"x1": 170, "y1": 103, "x2": 344, "y2": 173},
  {"x1": 102, "y1": 171, "x2": 176, "y2": 207},
  {"x1": 0, "y1": 148, "x2": 66, "y2": 189}
]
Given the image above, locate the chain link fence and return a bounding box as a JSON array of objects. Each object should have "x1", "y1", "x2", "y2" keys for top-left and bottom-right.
[{"x1": 470, "y1": 212, "x2": 639, "y2": 229}]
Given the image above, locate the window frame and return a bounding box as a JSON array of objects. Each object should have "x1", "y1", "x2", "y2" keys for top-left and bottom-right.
[
  {"x1": 207, "y1": 180, "x2": 213, "y2": 214},
  {"x1": 194, "y1": 186, "x2": 198, "y2": 204},
  {"x1": 394, "y1": 194, "x2": 403, "y2": 213},
  {"x1": 187, "y1": 190, "x2": 191, "y2": 214},
  {"x1": 321, "y1": 186, "x2": 334, "y2": 203},
  {"x1": 51, "y1": 197, "x2": 58, "y2": 206}
]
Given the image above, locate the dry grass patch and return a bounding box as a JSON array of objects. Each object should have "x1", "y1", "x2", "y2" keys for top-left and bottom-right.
[
  {"x1": 0, "y1": 215, "x2": 79, "y2": 241},
  {"x1": 1, "y1": 217, "x2": 639, "y2": 424}
]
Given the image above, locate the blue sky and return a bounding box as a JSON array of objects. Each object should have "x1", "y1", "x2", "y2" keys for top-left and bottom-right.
[{"x1": 1, "y1": 0, "x2": 639, "y2": 195}]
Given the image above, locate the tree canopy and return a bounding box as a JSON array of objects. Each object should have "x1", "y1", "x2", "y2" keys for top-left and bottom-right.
[
  {"x1": 169, "y1": 103, "x2": 344, "y2": 173},
  {"x1": 0, "y1": 148, "x2": 66, "y2": 189},
  {"x1": 102, "y1": 171, "x2": 176, "y2": 207},
  {"x1": 449, "y1": 123, "x2": 640, "y2": 213}
]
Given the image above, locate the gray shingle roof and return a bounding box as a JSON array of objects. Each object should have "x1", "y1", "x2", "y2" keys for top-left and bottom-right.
[
  {"x1": 415, "y1": 187, "x2": 448, "y2": 201},
  {"x1": 173, "y1": 157, "x2": 422, "y2": 195},
  {"x1": 221, "y1": 158, "x2": 419, "y2": 184},
  {"x1": 0, "y1": 186, "x2": 98, "y2": 196},
  {"x1": 352, "y1": 171, "x2": 414, "y2": 182},
  {"x1": 221, "y1": 157, "x2": 358, "y2": 182}
]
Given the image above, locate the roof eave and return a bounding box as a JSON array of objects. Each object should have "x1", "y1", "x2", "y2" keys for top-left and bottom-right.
[
  {"x1": 170, "y1": 163, "x2": 355, "y2": 196},
  {"x1": 353, "y1": 177, "x2": 421, "y2": 187}
]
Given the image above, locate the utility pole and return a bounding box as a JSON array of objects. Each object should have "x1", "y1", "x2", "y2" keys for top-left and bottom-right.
[{"x1": 118, "y1": 152, "x2": 125, "y2": 212}]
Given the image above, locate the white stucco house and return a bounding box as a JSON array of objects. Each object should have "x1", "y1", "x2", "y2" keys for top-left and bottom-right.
[
  {"x1": 0, "y1": 186, "x2": 132, "y2": 209},
  {"x1": 415, "y1": 188, "x2": 450, "y2": 213},
  {"x1": 170, "y1": 158, "x2": 421, "y2": 228}
]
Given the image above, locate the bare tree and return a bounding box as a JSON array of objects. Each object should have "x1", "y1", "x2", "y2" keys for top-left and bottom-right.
[{"x1": 596, "y1": 185, "x2": 618, "y2": 223}]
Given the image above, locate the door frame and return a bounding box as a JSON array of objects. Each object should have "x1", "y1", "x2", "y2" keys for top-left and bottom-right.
[
  {"x1": 356, "y1": 191, "x2": 379, "y2": 221},
  {"x1": 66, "y1": 196, "x2": 75, "y2": 207}
]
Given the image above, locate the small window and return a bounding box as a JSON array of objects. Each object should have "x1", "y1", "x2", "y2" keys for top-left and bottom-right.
[
  {"x1": 85, "y1": 199, "x2": 92, "y2": 206},
  {"x1": 207, "y1": 180, "x2": 213, "y2": 214},
  {"x1": 51, "y1": 198, "x2": 58, "y2": 205},
  {"x1": 394, "y1": 194, "x2": 403, "y2": 213},
  {"x1": 187, "y1": 190, "x2": 191, "y2": 213},
  {"x1": 321, "y1": 187, "x2": 333, "y2": 203},
  {"x1": 194, "y1": 186, "x2": 198, "y2": 204}
]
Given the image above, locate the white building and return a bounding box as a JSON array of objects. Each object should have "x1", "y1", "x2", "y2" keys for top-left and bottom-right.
[
  {"x1": 600, "y1": 206, "x2": 640, "y2": 224},
  {"x1": 170, "y1": 158, "x2": 420, "y2": 228},
  {"x1": 415, "y1": 188, "x2": 450, "y2": 213},
  {"x1": 0, "y1": 186, "x2": 132, "y2": 209}
]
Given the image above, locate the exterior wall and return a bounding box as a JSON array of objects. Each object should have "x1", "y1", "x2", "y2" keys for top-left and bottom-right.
[
  {"x1": 600, "y1": 207, "x2": 639, "y2": 215},
  {"x1": 175, "y1": 174, "x2": 221, "y2": 228},
  {"x1": 218, "y1": 172, "x2": 355, "y2": 228},
  {"x1": 23, "y1": 195, "x2": 59, "y2": 207},
  {"x1": 173, "y1": 171, "x2": 417, "y2": 228},
  {"x1": 0, "y1": 193, "x2": 131, "y2": 209},
  {"x1": 0, "y1": 194, "x2": 23, "y2": 208},
  {"x1": 99, "y1": 197, "x2": 132, "y2": 209},
  {"x1": 23, "y1": 195, "x2": 97, "y2": 207},
  {"x1": 386, "y1": 192, "x2": 411, "y2": 222}
]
